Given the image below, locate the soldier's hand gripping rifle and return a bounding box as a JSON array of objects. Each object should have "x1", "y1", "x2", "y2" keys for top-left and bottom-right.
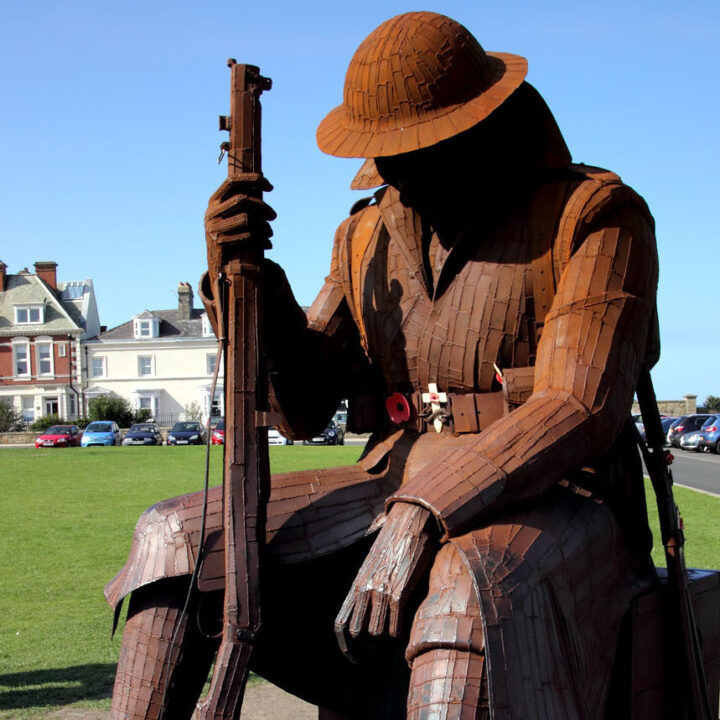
[
  {"x1": 635, "y1": 368, "x2": 714, "y2": 720},
  {"x1": 195, "y1": 59, "x2": 273, "y2": 720}
]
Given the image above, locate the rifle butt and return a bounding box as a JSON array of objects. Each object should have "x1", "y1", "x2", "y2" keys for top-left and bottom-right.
[{"x1": 195, "y1": 638, "x2": 254, "y2": 720}]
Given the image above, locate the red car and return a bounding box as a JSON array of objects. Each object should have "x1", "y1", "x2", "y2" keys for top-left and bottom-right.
[
  {"x1": 35, "y1": 424, "x2": 82, "y2": 448},
  {"x1": 211, "y1": 418, "x2": 225, "y2": 445}
]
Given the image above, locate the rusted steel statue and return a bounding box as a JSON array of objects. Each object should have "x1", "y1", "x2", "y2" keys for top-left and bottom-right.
[{"x1": 106, "y1": 12, "x2": 720, "y2": 720}]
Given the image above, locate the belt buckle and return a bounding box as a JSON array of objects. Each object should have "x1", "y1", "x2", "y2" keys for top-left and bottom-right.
[{"x1": 420, "y1": 383, "x2": 449, "y2": 433}]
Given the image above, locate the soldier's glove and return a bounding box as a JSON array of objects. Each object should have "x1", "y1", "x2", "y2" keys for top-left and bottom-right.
[
  {"x1": 334, "y1": 502, "x2": 437, "y2": 660},
  {"x1": 205, "y1": 174, "x2": 276, "y2": 280}
]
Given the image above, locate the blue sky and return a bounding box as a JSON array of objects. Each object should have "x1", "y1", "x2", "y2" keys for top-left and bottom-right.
[{"x1": 1, "y1": 1, "x2": 718, "y2": 403}]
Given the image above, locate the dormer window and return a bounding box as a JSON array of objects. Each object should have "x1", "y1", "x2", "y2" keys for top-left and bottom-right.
[
  {"x1": 201, "y1": 312, "x2": 214, "y2": 338},
  {"x1": 133, "y1": 313, "x2": 159, "y2": 340},
  {"x1": 14, "y1": 304, "x2": 44, "y2": 325}
]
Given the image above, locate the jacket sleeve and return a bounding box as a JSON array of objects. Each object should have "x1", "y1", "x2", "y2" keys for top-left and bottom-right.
[
  {"x1": 199, "y1": 220, "x2": 371, "y2": 440},
  {"x1": 387, "y1": 185, "x2": 658, "y2": 538}
]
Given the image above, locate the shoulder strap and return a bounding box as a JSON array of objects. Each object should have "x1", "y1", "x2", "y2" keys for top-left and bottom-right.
[
  {"x1": 342, "y1": 201, "x2": 383, "y2": 349},
  {"x1": 550, "y1": 164, "x2": 622, "y2": 284},
  {"x1": 530, "y1": 165, "x2": 623, "y2": 335}
]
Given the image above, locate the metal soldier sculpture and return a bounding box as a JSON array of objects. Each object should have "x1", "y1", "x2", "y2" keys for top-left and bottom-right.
[{"x1": 106, "y1": 12, "x2": 718, "y2": 720}]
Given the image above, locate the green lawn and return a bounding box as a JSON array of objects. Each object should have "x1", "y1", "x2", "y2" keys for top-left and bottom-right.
[
  {"x1": 0, "y1": 445, "x2": 360, "y2": 718},
  {"x1": 0, "y1": 445, "x2": 717, "y2": 718}
]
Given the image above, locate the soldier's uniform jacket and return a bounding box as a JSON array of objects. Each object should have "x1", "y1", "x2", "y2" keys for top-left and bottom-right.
[
  {"x1": 303, "y1": 165, "x2": 658, "y2": 541},
  {"x1": 288, "y1": 165, "x2": 657, "y2": 718}
]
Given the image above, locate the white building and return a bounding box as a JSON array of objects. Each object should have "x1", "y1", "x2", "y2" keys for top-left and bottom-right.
[{"x1": 84, "y1": 283, "x2": 223, "y2": 424}]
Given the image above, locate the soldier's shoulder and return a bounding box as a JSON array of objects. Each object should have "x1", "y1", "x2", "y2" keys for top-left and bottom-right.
[
  {"x1": 542, "y1": 163, "x2": 652, "y2": 226},
  {"x1": 330, "y1": 187, "x2": 386, "y2": 252}
]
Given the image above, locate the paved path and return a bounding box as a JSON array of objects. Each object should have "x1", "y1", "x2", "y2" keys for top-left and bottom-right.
[{"x1": 39, "y1": 683, "x2": 317, "y2": 720}]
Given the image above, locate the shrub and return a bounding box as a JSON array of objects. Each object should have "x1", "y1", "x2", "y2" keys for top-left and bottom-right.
[
  {"x1": 76, "y1": 416, "x2": 91, "y2": 429},
  {"x1": 0, "y1": 399, "x2": 23, "y2": 432},
  {"x1": 29, "y1": 414, "x2": 66, "y2": 431},
  {"x1": 133, "y1": 408, "x2": 152, "y2": 424},
  {"x1": 88, "y1": 396, "x2": 134, "y2": 427}
]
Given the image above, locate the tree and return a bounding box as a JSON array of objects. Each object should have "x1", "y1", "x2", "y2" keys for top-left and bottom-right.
[
  {"x1": 88, "y1": 396, "x2": 134, "y2": 427},
  {"x1": 184, "y1": 401, "x2": 203, "y2": 421},
  {"x1": 704, "y1": 395, "x2": 720, "y2": 411},
  {"x1": 0, "y1": 400, "x2": 23, "y2": 432}
]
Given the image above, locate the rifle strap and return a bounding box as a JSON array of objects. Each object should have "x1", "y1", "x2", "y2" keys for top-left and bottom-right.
[{"x1": 635, "y1": 367, "x2": 714, "y2": 720}]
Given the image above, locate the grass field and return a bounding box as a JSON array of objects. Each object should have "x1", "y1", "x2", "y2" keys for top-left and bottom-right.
[{"x1": 0, "y1": 444, "x2": 718, "y2": 718}]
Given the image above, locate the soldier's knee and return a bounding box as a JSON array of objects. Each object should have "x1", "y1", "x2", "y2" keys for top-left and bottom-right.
[{"x1": 105, "y1": 487, "x2": 224, "y2": 610}]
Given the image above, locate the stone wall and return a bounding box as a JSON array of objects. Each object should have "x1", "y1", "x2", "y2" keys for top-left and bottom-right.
[
  {"x1": 631, "y1": 395, "x2": 697, "y2": 418},
  {"x1": 0, "y1": 431, "x2": 36, "y2": 445}
]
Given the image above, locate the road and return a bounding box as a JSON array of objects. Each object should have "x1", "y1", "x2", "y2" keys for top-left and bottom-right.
[{"x1": 670, "y1": 449, "x2": 720, "y2": 497}]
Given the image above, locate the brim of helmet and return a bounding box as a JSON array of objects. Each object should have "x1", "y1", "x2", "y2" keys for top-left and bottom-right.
[{"x1": 317, "y1": 52, "x2": 528, "y2": 160}]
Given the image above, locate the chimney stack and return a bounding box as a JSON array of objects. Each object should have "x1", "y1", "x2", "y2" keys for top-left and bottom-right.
[
  {"x1": 35, "y1": 261, "x2": 58, "y2": 291},
  {"x1": 0, "y1": 260, "x2": 6, "y2": 292},
  {"x1": 178, "y1": 281, "x2": 193, "y2": 320}
]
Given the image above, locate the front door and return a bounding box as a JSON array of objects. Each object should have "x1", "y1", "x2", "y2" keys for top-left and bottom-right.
[{"x1": 44, "y1": 397, "x2": 59, "y2": 416}]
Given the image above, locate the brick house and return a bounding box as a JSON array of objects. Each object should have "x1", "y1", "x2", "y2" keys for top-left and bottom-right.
[{"x1": 0, "y1": 261, "x2": 100, "y2": 423}]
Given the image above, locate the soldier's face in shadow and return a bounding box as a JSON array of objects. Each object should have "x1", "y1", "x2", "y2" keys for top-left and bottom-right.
[{"x1": 374, "y1": 119, "x2": 504, "y2": 223}]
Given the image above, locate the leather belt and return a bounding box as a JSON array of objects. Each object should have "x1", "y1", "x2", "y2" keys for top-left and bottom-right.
[{"x1": 385, "y1": 390, "x2": 506, "y2": 434}]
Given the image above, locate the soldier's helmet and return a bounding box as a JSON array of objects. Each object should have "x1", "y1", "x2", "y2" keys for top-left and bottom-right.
[{"x1": 317, "y1": 12, "x2": 527, "y2": 162}]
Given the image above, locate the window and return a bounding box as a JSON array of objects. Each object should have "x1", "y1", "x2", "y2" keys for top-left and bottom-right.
[
  {"x1": 14, "y1": 305, "x2": 44, "y2": 325},
  {"x1": 12, "y1": 340, "x2": 30, "y2": 377},
  {"x1": 207, "y1": 353, "x2": 217, "y2": 376},
  {"x1": 36, "y1": 339, "x2": 53, "y2": 376},
  {"x1": 91, "y1": 356, "x2": 106, "y2": 378},
  {"x1": 21, "y1": 396, "x2": 35, "y2": 422},
  {"x1": 61, "y1": 282, "x2": 85, "y2": 300},
  {"x1": 58, "y1": 343, "x2": 67, "y2": 358},
  {"x1": 133, "y1": 315, "x2": 159, "y2": 339},
  {"x1": 138, "y1": 356, "x2": 154, "y2": 377},
  {"x1": 134, "y1": 392, "x2": 159, "y2": 418}
]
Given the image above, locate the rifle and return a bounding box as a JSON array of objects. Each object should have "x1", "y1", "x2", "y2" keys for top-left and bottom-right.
[
  {"x1": 195, "y1": 59, "x2": 273, "y2": 720},
  {"x1": 635, "y1": 367, "x2": 714, "y2": 720}
]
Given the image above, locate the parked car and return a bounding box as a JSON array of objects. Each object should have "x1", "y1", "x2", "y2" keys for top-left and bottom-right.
[
  {"x1": 268, "y1": 427, "x2": 293, "y2": 446},
  {"x1": 635, "y1": 415, "x2": 677, "y2": 445},
  {"x1": 122, "y1": 423, "x2": 163, "y2": 446},
  {"x1": 303, "y1": 420, "x2": 344, "y2": 446},
  {"x1": 35, "y1": 424, "x2": 82, "y2": 448},
  {"x1": 167, "y1": 421, "x2": 207, "y2": 446},
  {"x1": 667, "y1": 414, "x2": 716, "y2": 448},
  {"x1": 661, "y1": 416, "x2": 679, "y2": 438},
  {"x1": 698, "y1": 414, "x2": 720, "y2": 454},
  {"x1": 81, "y1": 421, "x2": 121, "y2": 447},
  {"x1": 679, "y1": 431, "x2": 704, "y2": 452},
  {"x1": 211, "y1": 418, "x2": 225, "y2": 445}
]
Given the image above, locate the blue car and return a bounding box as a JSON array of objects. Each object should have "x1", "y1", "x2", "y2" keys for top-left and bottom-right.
[
  {"x1": 122, "y1": 423, "x2": 163, "y2": 446},
  {"x1": 81, "y1": 421, "x2": 121, "y2": 447},
  {"x1": 167, "y1": 421, "x2": 207, "y2": 446},
  {"x1": 698, "y1": 414, "x2": 720, "y2": 454}
]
